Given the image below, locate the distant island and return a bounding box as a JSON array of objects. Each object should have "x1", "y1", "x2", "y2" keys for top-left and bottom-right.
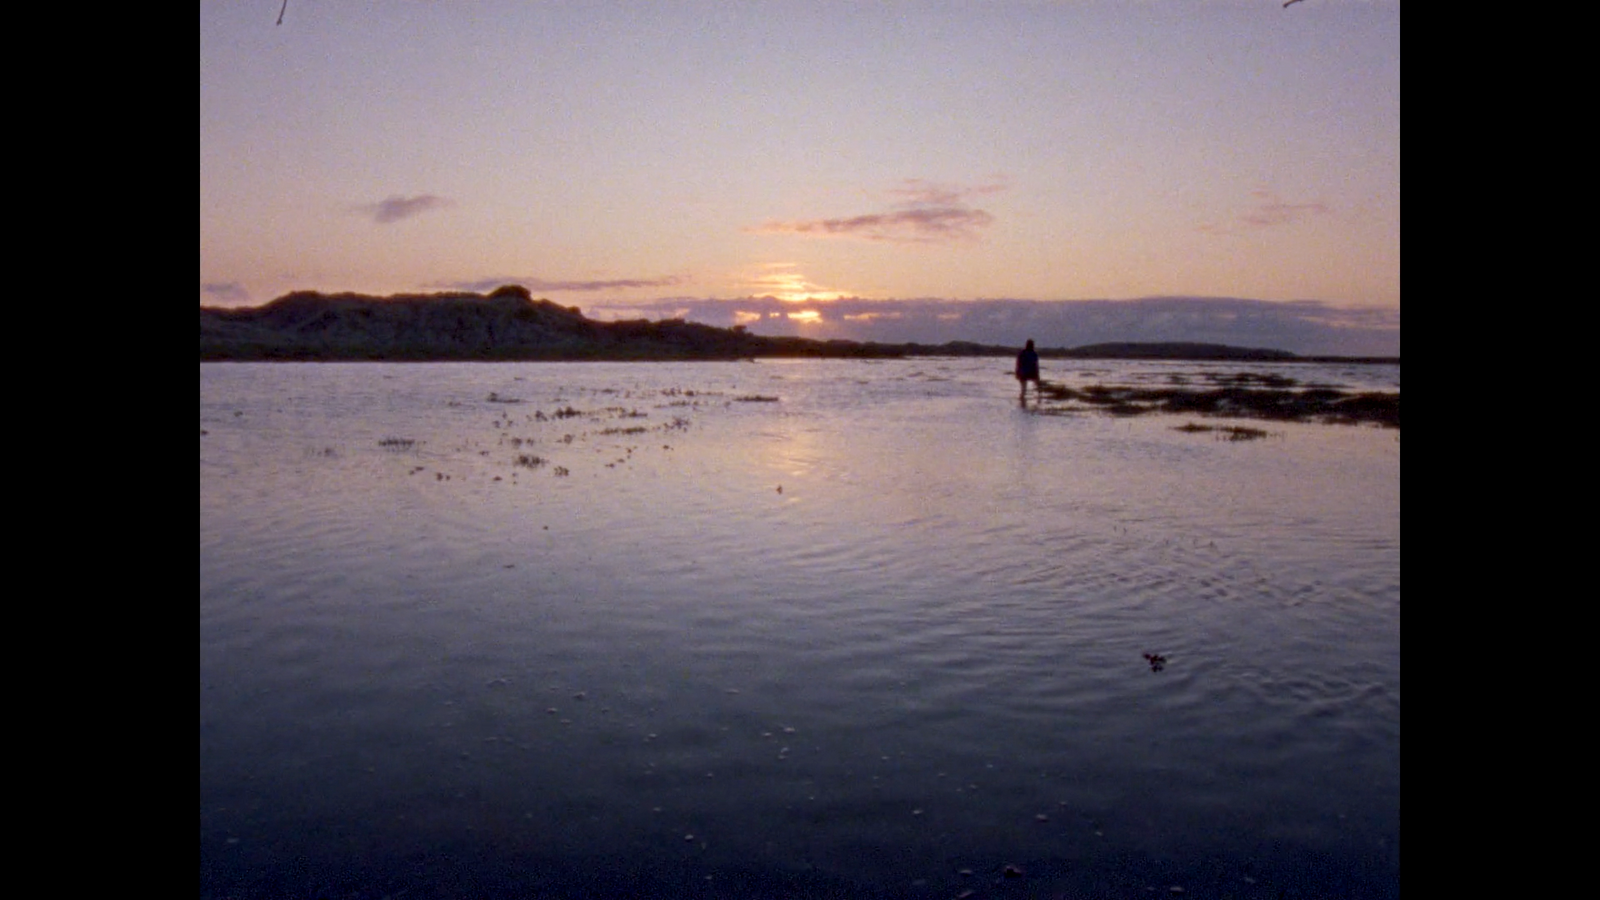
[{"x1": 200, "y1": 286, "x2": 1397, "y2": 364}]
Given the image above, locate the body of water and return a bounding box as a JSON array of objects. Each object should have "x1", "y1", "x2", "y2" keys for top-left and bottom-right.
[{"x1": 200, "y1": 357, "x2": 1399, "y2": 899}]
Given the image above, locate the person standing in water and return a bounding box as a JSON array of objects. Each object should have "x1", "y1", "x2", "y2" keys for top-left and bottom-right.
[{"x1": 1015, "y1": 339, "x2": 1041, "y2": 404}]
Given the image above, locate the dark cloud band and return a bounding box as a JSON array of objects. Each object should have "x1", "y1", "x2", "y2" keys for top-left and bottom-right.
[{"x1": 596, "y1": 295, "x2": 1398, "y2": 358}]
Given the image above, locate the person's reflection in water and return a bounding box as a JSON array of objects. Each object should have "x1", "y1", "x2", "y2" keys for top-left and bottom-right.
[{"x1": 1015, "y1": 339, "x2": 1041, "y2": 406}]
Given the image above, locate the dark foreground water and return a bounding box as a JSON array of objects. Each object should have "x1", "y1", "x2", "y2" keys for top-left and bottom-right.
[{"x1": 200, "y1": 358, "x2": 1399, "y2": 899}]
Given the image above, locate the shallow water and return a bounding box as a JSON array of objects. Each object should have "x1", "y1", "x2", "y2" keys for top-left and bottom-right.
[{"x1": 199, "y1": 358, "x2": 1399, "y2": 899}]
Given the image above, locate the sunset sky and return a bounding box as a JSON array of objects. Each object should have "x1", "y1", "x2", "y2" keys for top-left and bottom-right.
[{"x1": 200, "y1": 1, "x2": 1399, "y2": 355}]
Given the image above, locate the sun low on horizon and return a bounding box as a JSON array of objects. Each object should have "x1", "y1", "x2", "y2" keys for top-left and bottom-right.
[{"x1": 200, "y1": 1, "x2": 1398, "y2": 351}]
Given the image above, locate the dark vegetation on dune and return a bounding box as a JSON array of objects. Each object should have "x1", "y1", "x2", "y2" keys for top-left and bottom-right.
[
  {"x1": 200, "y1": 286, "x2": 1397, "y2": 365},
  {"x1": 203, "y1": 285, "x2": 913, "y2": 361}
]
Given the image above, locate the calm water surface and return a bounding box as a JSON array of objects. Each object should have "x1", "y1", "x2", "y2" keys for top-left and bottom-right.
[{"x1": 199, "y1": 358, "x2": 1399, "y2": 899}]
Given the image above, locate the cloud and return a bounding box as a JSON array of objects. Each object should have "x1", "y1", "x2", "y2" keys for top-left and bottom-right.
[
  {"x1": 751, "y1": 179, "x2": 1003, "y2": 244},
  {"x1": 354, "y1": 194, "x2": 455, "y2": 224},
  {"x1": 1199, "y1": 189, "x2": 1330, "y2": 235},
  {"x1": 201, "y1": 281, "x2": 250, "y2": 303},
  {"x1": 441, "y1": 275, "x2": 687, "y2": 294}
]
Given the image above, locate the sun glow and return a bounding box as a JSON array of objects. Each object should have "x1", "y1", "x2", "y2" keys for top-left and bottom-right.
[{"x1": 746, "y1": 263, "x2": 852, "y2": 303}]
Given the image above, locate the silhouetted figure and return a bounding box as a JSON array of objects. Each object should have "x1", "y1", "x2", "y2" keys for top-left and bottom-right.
[{"x1": 1015, "y1": 339, "x2": 1041, "y2": 404}]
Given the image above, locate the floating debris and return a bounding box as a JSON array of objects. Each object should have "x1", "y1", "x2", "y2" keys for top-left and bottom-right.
[
  {"x1": 378, "y1": 437, "x2": 416, "y2": 449},
  {"x1": 1143, "y1": 652, "x2": 1168, "y2": 672}
]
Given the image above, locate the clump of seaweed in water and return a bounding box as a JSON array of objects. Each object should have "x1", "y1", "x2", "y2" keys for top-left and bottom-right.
[
  {"x1": 378, "y1": 437, "x2": 416, "y2": 449},
  {"x1": 1036, "y1": 378, "x2": 1398, "y2": 429},
  {"x1": 1222, "y1": 425, "x2": 1272, "y2": 441},
  {"x1": 1173, "y1": 423, "x2": 1275, "y2": 441},
  {"x1": 1206, "y1": 371, "x2": 1299, "y2": 389},
  {"x1": 514, "y1": 454, "x2": 547, "y2": 469}
]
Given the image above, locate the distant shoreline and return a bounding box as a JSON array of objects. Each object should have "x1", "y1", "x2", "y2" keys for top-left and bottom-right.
[{"x1": 201, "y1": 286, "x2": 1398, "y2": 365}]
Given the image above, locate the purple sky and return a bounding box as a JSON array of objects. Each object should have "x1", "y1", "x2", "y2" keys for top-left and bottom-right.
[{"x1": 201, "y1": 1, "x2": 1399, "y2": 355}]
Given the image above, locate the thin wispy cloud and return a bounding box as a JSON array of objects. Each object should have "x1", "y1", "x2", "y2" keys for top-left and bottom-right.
[
  {"x1": 1199, "y1": 189, "x2": 1331, "y2": 235},
  {"x1": 884, "y1": 178, "x2": 1007, "y2": 207},
  {"x1": 755, "y1": 208, "x2": 995, "y2": 243},
  {"x1": 201, "y1": 281, "x2": 251, "y2": 303},
  {"x1": 443, "y1": 275, "x2": 687, "y2": 294},
  {"x1": 750, "y1": 179, "x2": 1004, "y2": 244},
  {"x1": 355, "y1": 194, "x2": 455, "y2": 225}
]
